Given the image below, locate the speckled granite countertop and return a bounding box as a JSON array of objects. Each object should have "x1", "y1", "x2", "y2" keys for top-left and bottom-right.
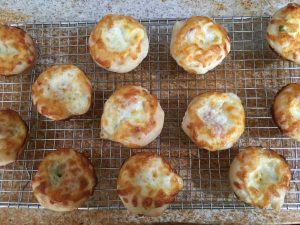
[
  {"x1": 1, "y1": 0, "x2": 300, "y2": 224},
  {"x1": 0, "y1": 0, "x2": 296, "y2": 23},
  {"x1": 1, "y1": 208, "x2": 300, "y2": 225}
]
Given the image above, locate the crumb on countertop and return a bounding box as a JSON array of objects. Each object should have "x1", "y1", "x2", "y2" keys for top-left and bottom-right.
[
  {"x1": 215, "y1": 3, "x2": 225, "y2": 10},
  {"x1": 240, "y1": 0, "x2": 253, "y2": 10}
]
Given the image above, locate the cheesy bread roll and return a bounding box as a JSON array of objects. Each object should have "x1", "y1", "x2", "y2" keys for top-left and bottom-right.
[
  {"x1": 229, "y1": 147, "x2": 291, "y2": 210},
  {"x1": 32, "y1": 148, "x2": 96, "y2": 211},
  {"x1": 89, "y1": 14, "x2": 149, "y2": 73},
  {"x1": 101, "y1": 85, "x2": 164, "y2": 148},
  {"x1": 117, "y1": 152, "x2": 183, "y2": 216},
  {"x1": 182, "y1": 92, "x2": 245, "y2": 151},
  {"x1": 266, "y1": 3, "x2": 300, "y2": 64},
  {"x1": 32, "y1": 65, "x2": 92, "y2": 121},
  {"x1": 170, "y1": 16, "x2": 230, "y2": 75},
  {"x1": 273, "y1": 83, "x2": 300, "y2": 141},
  {"x1": 0, "y1": 25, "x2": 37, "y2": 75},
  {"x1": 0, "y1": 109, "x2": 28, "y2": 166}
]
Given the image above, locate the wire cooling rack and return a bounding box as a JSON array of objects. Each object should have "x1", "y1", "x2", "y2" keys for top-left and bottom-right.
[{"x1": 0, "y1": 17, "x2": 300, "y2": 210}]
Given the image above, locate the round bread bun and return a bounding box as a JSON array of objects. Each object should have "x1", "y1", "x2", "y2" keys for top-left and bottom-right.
[
  {"x1": 229, "y1": 147, "x2": 291, "y2": 210},
  {"x1": 0, "y1": 109, "x2": 28, "y2": 166},
  {"x1": 32, "y1": 148, "x2": 96, "y2": 212},
  {"x1": 0, "y1": 25, "x2": 37, "y2": 75},
  {"x1": 117, "y1": 152, "x2": 183, "y2": 216},
  {"x1": 32, "y1": 65, "x2": 92, "y2": 121},
  {"x1": 273, "y1": 83, "x2": 300, "y2": 141},
  {"x1": 100, "y1": 85, "x2": 164, "y2": 148},
  {"x1": 266, "y1": 3, "x2": 300, "y2": 64},
  {"x1": 89, "y1": 14, "x2": 149, "y2": 73},
  {"x1": 170, "y1": 16, "x2": 230, "y2": 75},
  {"x1": 182, "y1": 92, "x2": 245, "y2": 151}
]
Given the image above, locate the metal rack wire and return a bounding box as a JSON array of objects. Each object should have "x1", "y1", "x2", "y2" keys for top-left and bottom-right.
[{"x1": 0, "y1": 17, "x2": 299, "y2": 210}]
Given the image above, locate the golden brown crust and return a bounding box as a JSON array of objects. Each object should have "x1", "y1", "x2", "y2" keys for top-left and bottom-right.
[
  {"x1": 117, "y1": 152, "x2": 183, "y2": 216},
  {"x1": 100, "y1": 85, "x2": 164, "y2": 147},
  {"x1": 182, "y1": 92, "x2": 245, "y2": 151},
  {"x1": 89, "y1": 14, "x2": 149, "y2": 73},
  {"x1": 0, "y1": 25, "x2": 37, "y2": 75},
  {"x1": 266, "y1": 3, "x2": 300, "y2": 64},
  {"x1": 273, "y1": 83, "x2": 300, "y2": 141},
  {"x1": 170, "y1": 16, "x2": 230, "y2": 74},
  {"x1": 32, "y1": 65, "x2": 92, "y2": 121},
  {"x1": 229, "y1": 147, "x2": 291, "y2": 210},
  {"x1": 0, "y1": 109, "x2": 28, "y2": 166},
  {"x1": 32, "y1": 148, "x2": 96, "y2": 211}
]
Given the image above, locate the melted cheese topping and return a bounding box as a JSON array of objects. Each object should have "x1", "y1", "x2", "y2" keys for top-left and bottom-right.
[
  {"x1": 196, "y1": 98, "x2": 230, "y2": 136},
  {"x1": 186, "y1": 22, "x2": 222, "y2": 49},
  {"x1": 32, "y1": 65, "x2": 92, "y2": 121},
  {"x1": 229, "y1": 147, "x2": 291, "y2": 210},
  {"x1": 170, "y1": 16, "x2": 230, "y2": 75},
  {"x1": 289, "y1": 97, "x2": 300, "y2": 120},
  {"x1": 104, "y1": 97, "x2": 147, "y2": 136},
  {"x1": 0, "y1": 43, "x2": 18, "y2": 56},
  {"x1": 247, "y1": 159, "x2": 279, "y2": 191},
  {"x1": 266, "y1": 3, "x2": 300, "y2": 64},
  {"x1": 101, "y1": 22, "x2": 144, "y2": 52},
  {"x1": 100, "y1": 85, "x2": 164, "y2": 148},
  {"x1": 182, "y1": 92, "x2": 245, "y2": 151},
  {"x1": 43, "y1": 69, "x2": 89, "y2": 114},
  {"x1": 117, "y1": 153, "x2": 183, "y2": 216},
  {"x1": 89, "y1": 14, "x2": 149, "y2": 73},
  {"x1": 135, "y1": 158, "x2": 174, "y2": 195}
]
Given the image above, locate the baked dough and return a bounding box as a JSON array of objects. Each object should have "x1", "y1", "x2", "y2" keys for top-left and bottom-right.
[
  {"x1": 229, "y1": 147, "x2": 291, "y2": 210},
  {"x1": 0, "y1": 25, "x2": 37, "y2": 75},
  {"x1": 170, "y1": 16, "x2": 230, "y2": 74},
  {"x1": 266, "y1": 3, "x2": 300, "y2": 64},
  {"x1": 273, "y1": 83, "x2": 300, "y2": 141},
  {"x1": 117, "y1": 152, "x2": 183, "y2": 216},
  {"x1": 32, "y1": 65, "x2": 92, "y2": 121},
  {"x1": 182, "y1": 92, "x2": 245, "y2": 151},
  {"x1": 89, "y1": 14, "x2": 149, "y2": 73},
  {"x1": 32, "y1": 148, "x2": 96, "y2": 211},
  {"x1": 100, "y1": 85, "x2": 164, "y2": 148},
  {"x1": 0, "y1": 109, "x2": 27, "y2": 166}
]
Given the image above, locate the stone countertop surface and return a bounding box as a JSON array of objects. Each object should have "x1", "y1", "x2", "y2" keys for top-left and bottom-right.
[
  {"x1": 1, "y1": 0, "x2": 300, "y2": 224},
  {"x1": 0, "y1": 0, "x2": 296, "y2": 23},
  {"x1": 1, "y1": 208, "x2": 300, "y2": 225}
]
